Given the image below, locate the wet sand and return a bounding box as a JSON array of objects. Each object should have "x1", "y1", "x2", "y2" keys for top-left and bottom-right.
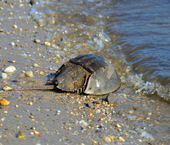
[{"x1": 0, "y1": 1, "x2": 170, "y2": 145}]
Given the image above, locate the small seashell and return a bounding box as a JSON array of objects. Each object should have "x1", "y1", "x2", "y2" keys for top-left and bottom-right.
[
  {"x1": 3, "y1": 86, "x2": 12, "y2": 91},
  {"x1": 4, "y1": 66, "x2": 16, "y2": 73},
  {"x1": 0, "y1": 99, "x2": 10, "y2": 106},
  {"x1": 25, "y1": 70, "x2": 34, "y2": 77},
  {"x1": 103, "y1": 136, "x2": 112, "y2": 143},
  {"x1": 1, "y1": 73, "x2": 7, "y2": 79}
]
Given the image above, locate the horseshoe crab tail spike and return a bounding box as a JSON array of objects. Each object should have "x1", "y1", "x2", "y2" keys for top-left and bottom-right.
[{"x1": 9, "y1": 85, "x2": 54, "y2": 91}]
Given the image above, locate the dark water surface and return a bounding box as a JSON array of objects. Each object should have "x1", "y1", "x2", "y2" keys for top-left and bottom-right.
[{"x1": 30, "y1": 0, "x2": 170, "y2": 101}]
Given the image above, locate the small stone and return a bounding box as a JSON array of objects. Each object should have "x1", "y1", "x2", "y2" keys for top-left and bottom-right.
[
  {"x1": 1, "y1": 117, "x2": 5, "y2": 121},
  {"x1": 0, "y1": 99, "x2": 10, "y2": 106},
  {"x1": 103, "y1": 136, "x2": 112, "y2": 143},
  {"x1": 30, "y1": 132, "x2": 34, "y2": 135},
  {"x1": 1, "y1": 73, "x2": 7, "y2": 79},
  {"x1": 34, "y1": 39, "x2": 41, "y2": 43},
  {"x1": 96, "y1": 109, "x2": 101, "y2": 113},
  {"x1": 34, "y1": 130, "x2": 39, "y2": 135},
  {"x1": 30, "y1": 115, "x2": 34, "y2": 119},
  {"x1": 33, "y1": 63, "x2": 39, "y2": 67},
  {"x1": 4, "y1": 66, "x2": 16, "y2": 73},
  {"x1": 89, "y1": 113, "x2": 94, "y2": 117},
  {"x1": 116, "y1": 124, "x2": 121, "y2": 128},
  {"x1": 13, "y1": 24, "x2": 18, "y2": 29},
  {"x1": 109, "y1": 135, "x2": 113, "y2": 141},
  {"x1": 118, "y1": 136, "x2": 125, "y2": 142},
  {"x1": 11, "y1": 42, "x2": 15, "y2": 46},
  {"x1": 17, "y1": 131, "x2": 26, "y2": 139},
  {"x1": 39, "y1": 71, "x2": 44, "y2": 75},
  {"x1": 44, "y1": 41, "x2": 51, "y2": 46},
  {"x1": 79, "y1": 120, "x2": 88, "y2": 127},
  {"x1": 96, "y1": 129, "x2": 102, "y2": 133},
  {"x1": 148, "y1": 112, "x2": 152, "y2": 116},
  {"x1": 146, "y1": 117, "x2": 150, "y2": 120},
  {"x1": 16, "y1": 115, "x2": 20, "y2": 118},
  {"x1": 25, "y1": 70, "x2": 34, "y2": 77}
]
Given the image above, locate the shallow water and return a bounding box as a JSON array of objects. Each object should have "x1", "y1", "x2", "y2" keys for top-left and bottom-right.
[{"x1": 30, "y1": 0, "x2": 170, "y2": 101}]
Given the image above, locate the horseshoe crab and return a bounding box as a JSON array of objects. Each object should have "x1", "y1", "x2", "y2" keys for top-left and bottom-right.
[
  {"x1": 52, "y1": 54, "x2": 121, "y2": 95},
  {"x1": 9, "y1": 54, "x2": 121, "y2": 103}
]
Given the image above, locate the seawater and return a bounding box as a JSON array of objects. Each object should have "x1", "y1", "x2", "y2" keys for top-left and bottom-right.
[{"x1": 30, "y1": 0, "x2": 170, "y2": 102}]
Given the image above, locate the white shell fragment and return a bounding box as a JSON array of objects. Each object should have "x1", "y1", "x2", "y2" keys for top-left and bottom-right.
[
  {"x1": 44, "y1": 41, "x2": 51, "y2": 46},
  {"x1": 4, "y1": 66, "x2": 16, "y2": 73},
  {"x1": 3, "y1": 86, "x2": 12, "y2": 91},
  {"x1": 34, "y1": 39, "x2": 41, "y2": 43},
  {"x1": 13, "y1": 24, "x2": 18, "y2": 29},
  {"x1": 25, "y1": 70, "x2": 34, "y2": 77},
  {"x1": 79, "y1": 120, "x2": 88, "y2": 128},
  {"x1": 11, "y1": 42, "x2": 15, "y2": 46},
  {"x1": 33, "y1": 63, "x2": 39, "y2": 67},
  {"x1": 1, "y1": 73, "x2": 7, "y2": 79}
]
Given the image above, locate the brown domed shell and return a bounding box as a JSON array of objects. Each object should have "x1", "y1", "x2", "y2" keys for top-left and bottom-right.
[{"x1": 52, "y1": 54, "x2": 121, "y2": 95}]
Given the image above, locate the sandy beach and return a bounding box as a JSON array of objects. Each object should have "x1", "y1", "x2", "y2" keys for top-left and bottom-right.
[{"x1": 0, "y1": 0, "x2": 170, "y2": 145}]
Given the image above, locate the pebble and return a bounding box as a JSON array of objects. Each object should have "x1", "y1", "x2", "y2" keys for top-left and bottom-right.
[
  {"x1": 4, "y1": 65, "x2": 16, "y2": 73},
  {"x1": 11, "y1": 42, "x2": 15, "y2": 46},
  {"x1": 33, "y1": 63, "x2": 39, "y2": 67},
  {"x1": 17, "y1": 131, "x2": 26, "y2": 139},
  {"x1": 30, "y1": 115, "x2": 34, "y2": 119},
  {"x1": 34, "y1": 130, "x2": 39, "y2": 135},
  {"x1": 1, "y1": 73, "x2": 7, "y2": 79},
  {"x1": 34, "y1": 39, "x2": 41, "y2": 43},
  {"x1": 13, "y1": 24, "x2": 18, "y2": 29},
  {"x1": 103, "y1": 136, "x2": 112, "y2": 143},
  {"x1": 30, "y1": 132, "x2": 34, "y2": 135},
  {"x1": 118, "y1": 136, "x2": 125, "y2": 142},
  {"x1": 44, "y1": 41, "x2": 51, "y2": 46},
  {"x1": 1, "y1": 117, "x2": 5, "y2": 121},
  {"x1": 96, "y1": 109, "x2": 101, "y2": 113},
  {"x1": 89, "y1": 113, "x2": 94, "y2": 117},
  {"x1": 116, "y1": 124, "x2": 121, "y2": 128},
  {"x1": 95, "y1": 129, "x2": 102, "y2": 133},
  {"x1": 0, "y1": 99, "x2": 10, "y2": 106},
  {"x1": 79, "y1": 120, "x2": 88, "y2": 127},
  {"x1": 25, "y1": 70, "x2": 34, "y2": 77}
]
